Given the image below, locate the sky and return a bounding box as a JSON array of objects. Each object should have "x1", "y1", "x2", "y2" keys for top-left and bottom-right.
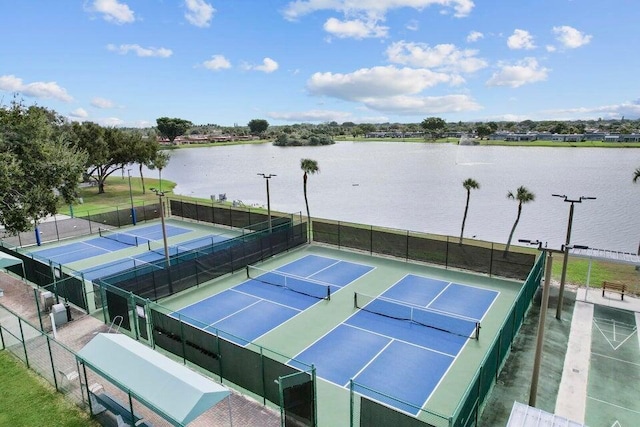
[{"x1": 2, "y1": 0, "x2": 640, "y2": 128}]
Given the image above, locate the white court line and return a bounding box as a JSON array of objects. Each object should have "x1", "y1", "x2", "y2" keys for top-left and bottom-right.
[{"x1": 587, "y1": 396, "x2": 640, "y2": 415}]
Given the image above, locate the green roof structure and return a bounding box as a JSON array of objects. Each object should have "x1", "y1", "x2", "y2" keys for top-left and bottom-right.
[{"x1": 77, "y1": 333, "x2": 230, "y2": 425}]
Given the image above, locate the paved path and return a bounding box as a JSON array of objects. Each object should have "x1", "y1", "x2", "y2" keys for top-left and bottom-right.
[{"x1": 556, "y1": 289, "x2": 640, "y2": 427}]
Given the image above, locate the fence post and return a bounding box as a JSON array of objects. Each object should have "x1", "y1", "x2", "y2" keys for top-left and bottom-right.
[
  {"x1": 369, "y1": 225, "x2": 373, "y2": 255},
  {"x1": 0, "y1": 325, "x2": 5, "y2": 350},
  {"x1": 46, "y1": 336, "x2": 60, "y2": 391},
  {"x1": 260, "y1": 347, "x2": 267, "y2": 406},
  {"x1": 489, "y1": 242, "x2": 495, "y2": 277},
  {"x1": 34, "y1": 288, "x2": 44, "y2": 331},
  {"x1": 406, "y1": 230, "x2": 409, "y2": 261},
  {"x1": 18, "y1": 318, "x2": 30, "y2": 369}
]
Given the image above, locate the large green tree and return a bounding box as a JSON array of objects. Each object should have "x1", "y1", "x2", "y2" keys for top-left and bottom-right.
[
  {"x1": 248, "y1": 119, "x2": 269, "y2": 135},
  {"x1": 300, "y1": 158, "x2": 320, "y2": 239},
  {"x1": 504, "y1": 186, "x2": 535, "y2": 255},
  {"x1": 421, "y1": 117, "x2": 447, "y2": 140},
  {"x1": 460, "y1": 178, "x2": 480, "y2": 244},
  {"x1": 0, "y1": 100, "x2": 87, "y2": 234},
  {"x1": 156, "y1": 117, "x2": 193, "y2": 144},
  {"x1": 70, "y1": 122, "x2": 141, "y2": 193}
]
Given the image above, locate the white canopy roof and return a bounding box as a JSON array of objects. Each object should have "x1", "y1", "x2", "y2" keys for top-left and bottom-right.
[
  {"x1": 77, "y1": 333, "x2": 229, "y2": 425},
  {"x1": 570, "y1": 246, "x2": 640, "y2": 266}
]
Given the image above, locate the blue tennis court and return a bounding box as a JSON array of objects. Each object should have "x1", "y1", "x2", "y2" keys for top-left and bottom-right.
[
  {"x1": 29, "y1": 224, "x2": 191, "y2": 265},
  {"x1": 174, "y1": 255, "x2": 374, "y2": 345},
  {"x1": 80, "y1": 234, "x2": 233, "y2": 281},
  {"x1": 291, "y1": 274, "x2": 499, "y2": 416}
]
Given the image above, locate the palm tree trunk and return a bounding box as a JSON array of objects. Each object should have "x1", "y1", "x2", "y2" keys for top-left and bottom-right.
[
  {"x1": 504, "y1": 204, "x2": 522, "y2": 256},
  {"x1": 139, "y1": 164, "x2": 146, "y2": 195},
  {"x1": 159, "y1": 168, "x2": 163, "y2": 192},
  {"x1": 303, "y1": 172, "x2": 311, "y2": 241},
  {"x1": 460, "y1": 190, "x2": 470, "y2": 244}
]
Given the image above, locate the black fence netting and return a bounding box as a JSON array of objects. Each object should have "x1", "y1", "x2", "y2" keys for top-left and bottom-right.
[
  {"x1": 149, "y1": 308, "x2": 310, "y2": 411},
  {"x1": 0, "y1": 202, "x2": 160, "y2": 248},
  {"x1": 169, "y1": 198, "x2": 293, "y2": 231},
  {"x1": 313, "y1": 219, "x2": 535, "y2": 280},
  {"x1": 95, "y1": 220, "x2": 306, "y2": 301}
]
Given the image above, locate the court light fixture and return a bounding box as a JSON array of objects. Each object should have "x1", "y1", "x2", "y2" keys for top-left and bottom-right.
[
  {"x1": 127, "y1": 169, "x2": 137, "y2": 226},
  {"x1": 257, "y1": 174, "x2": 276, "y2": 232},
  {"x1": 552, "y1": 194, "x2": 596, "y2": 320},
  {"x1": 151, "y1": 187, "x2": 170, "y2": 269}
]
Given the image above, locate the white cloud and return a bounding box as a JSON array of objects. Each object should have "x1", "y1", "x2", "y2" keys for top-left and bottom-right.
[
  {"x1": 69, "y1": 108, "x2": 89, "y2": 118},
  {"x1": 308, "y1": 66, "x2": 462, "y2": 101},
  {"x1": 96, "y1": 117, "x2": 125, "y2": 127},
  {"x1": 91, "y1": 97, "x2": 115, "y2": 108},
  {"x1": 268, "y1": 109, "x2": 355, "y2": 122},
  {"x1": 283, "y1": 0, "x2": 475, "y2": 21},
  {"x1": 406, "y1": 19, "x2": 419, "y2": 31},
  {"x1": 0, "y1": 74, "x2": 73, "y2": 102},
  {"x1": 507, "y1": 29, "x2": 536, "y2": 50},
  {"x1": 89, "y1": 0, "x2": 135, "y2": 24},
  {"x1": 107, "y1": 44, "x2": 173, "y2": 58},
  {"x1": 203, "y1": 55, "x2": 231, "y2": 70},
  {"x1": 184, "y1": 0, "x2": 215, "y2": 28},
  {"x1": 246, "y1": 57, "x2": 279, "y2": 73},
  {"x1": 544, "y1": 100, "x2": 640, "y2": 120},
  {"x1": 305, "y1": 66, "x2": 479, "y2": 114},
  {"x1": 323, "y1": 17, "x2": 388, "y2": 39},
  {"x1": 553, "y1": 25, "x2": 592, "y2": 49},
  {"x1": 386, "y1": 41, "x2": 487, "y2": 73},
  {"x1": 486, "y1": 58, "x2": 549, "y2": 88},
  {"x1": 466, "y1": 31, "x2": 483, "y2": 42},
  {"x1": 362, "y1": 94, "x2": 481, "y2": 114},
  {"x1": 546, "y1": 45, "x2": 556, "y2": 52}
]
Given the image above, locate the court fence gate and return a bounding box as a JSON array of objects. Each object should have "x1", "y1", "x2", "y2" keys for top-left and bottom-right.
[{"x1": 348, "y1": 253, "x2": 545, "y2": 427}]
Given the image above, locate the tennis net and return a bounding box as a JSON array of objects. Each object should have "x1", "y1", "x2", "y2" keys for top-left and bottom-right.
[
  {"x1": 354, "y1": 292, "x2": 480, "y2": 339},
  {"x1": 246, "y1": 265, "x2": 332, "y2": 300},
  {"x1": 98, "y1": 228, "x2": 147, "y2": 247}
]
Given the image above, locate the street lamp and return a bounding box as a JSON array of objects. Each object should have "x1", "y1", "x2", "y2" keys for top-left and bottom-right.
[
  {"x1": 127, "y1": 169, "x2": 137, "y2": 226},
  {"x1": 519, "y1": 239, "x2": 589, "y2": 407},
  {"x1": 150, "y1": 188, "x2": 170, "y2": 268},
  {"x1": 257, "y1": 173, "x2": 276, "y2": 232},
  {"x1": 552, "y1": 194, "x2": 596, "y2": 320}
]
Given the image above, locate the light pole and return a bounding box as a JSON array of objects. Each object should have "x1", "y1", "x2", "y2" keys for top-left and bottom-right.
[
  {"x1": 552, "y1": 194, "x2": 596, "y2": 320},
  {"x1": 257, "y1": 173, "x2": 276, "y2": 232},
  {"x1": 151, "y1": 188, "x2": 170, "y2": 268},
  {"x1": 127, "y1": 169, "x2": 137, "y2": 226},
  {"x1": 519, "y1": 239, "x2": 588, "y2": 407}
]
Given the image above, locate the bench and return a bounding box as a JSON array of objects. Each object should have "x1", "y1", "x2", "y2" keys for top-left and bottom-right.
[
  {"x1": 90, "y1": 387, "x2": 151, "y2": 427},
  {"x1": 602, "y1": 281, "x2": 626, "y2": 300}
]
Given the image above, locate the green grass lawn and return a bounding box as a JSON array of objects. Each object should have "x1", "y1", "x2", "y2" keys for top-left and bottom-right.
[{"x1": 0, "y1": 351, "x2": 99, "y2": 427}]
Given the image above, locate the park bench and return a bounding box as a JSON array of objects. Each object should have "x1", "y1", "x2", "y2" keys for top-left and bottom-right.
[
  {"x1": 89, "y1": 384, "x2": 152, "y2": 427},
  {"x1": 602, "y1": 281, "x2": 626, "y2": 300}
]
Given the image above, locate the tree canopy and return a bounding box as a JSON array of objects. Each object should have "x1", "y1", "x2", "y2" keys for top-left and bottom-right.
[
  {"x1": 248, "y1": 119, "x2": 269, "y2": 135},
  {"x1": 70, "y1": 122, "x2": 147, "y2": 194},
  {"x1": 421, "y1": 117, "x2": 447, "y2": 139},
  {"x1": 0, "y1": 100, "x2": 87, "y2": 234},
  {"x1": 156, "y1": 117, "x2": 193, "y2": 143}
]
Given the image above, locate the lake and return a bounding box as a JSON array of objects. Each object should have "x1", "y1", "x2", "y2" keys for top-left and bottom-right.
[{"x1": 151, "y1": 142, "x2": 640, "y2": 253}]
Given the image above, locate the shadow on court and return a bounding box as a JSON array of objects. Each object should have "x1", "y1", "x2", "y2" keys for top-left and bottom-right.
[{"x1": 479, "y1": 285, "x2": 577, "y2": 426}]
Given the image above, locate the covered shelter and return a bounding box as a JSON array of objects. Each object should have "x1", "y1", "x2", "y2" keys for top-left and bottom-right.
[
  {"x1": 0, "y1": 251, "x2": 26, "y2": 286},
  {"x1": 77, "y1": 333, "x2": 231, "y2": 426},
  {"x1": 569, "y1": 246, "x2": 640, "y2": 300}
]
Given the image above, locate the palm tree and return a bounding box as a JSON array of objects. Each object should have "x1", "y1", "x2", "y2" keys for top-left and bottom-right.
[
  {"x1": 459, "y1": 178, "x2": 480, "y2": 244},
  {"x1": 300, "y1": 158, "x2": 320, "y2": 240},
  {"x1": 504, "y1": 186, "x2": 535, "y2": 256},
  {"x1": 147, "y1": 151, "x2": 171, "y2": 192},
  {"x1": 634, "y1": 167, "x2": 640, "y2": 183}
]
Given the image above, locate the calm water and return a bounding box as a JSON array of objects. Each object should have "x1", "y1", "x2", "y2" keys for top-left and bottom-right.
[{"x1": 151, "y1": 142, "x2": 640, "y2": 253}]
